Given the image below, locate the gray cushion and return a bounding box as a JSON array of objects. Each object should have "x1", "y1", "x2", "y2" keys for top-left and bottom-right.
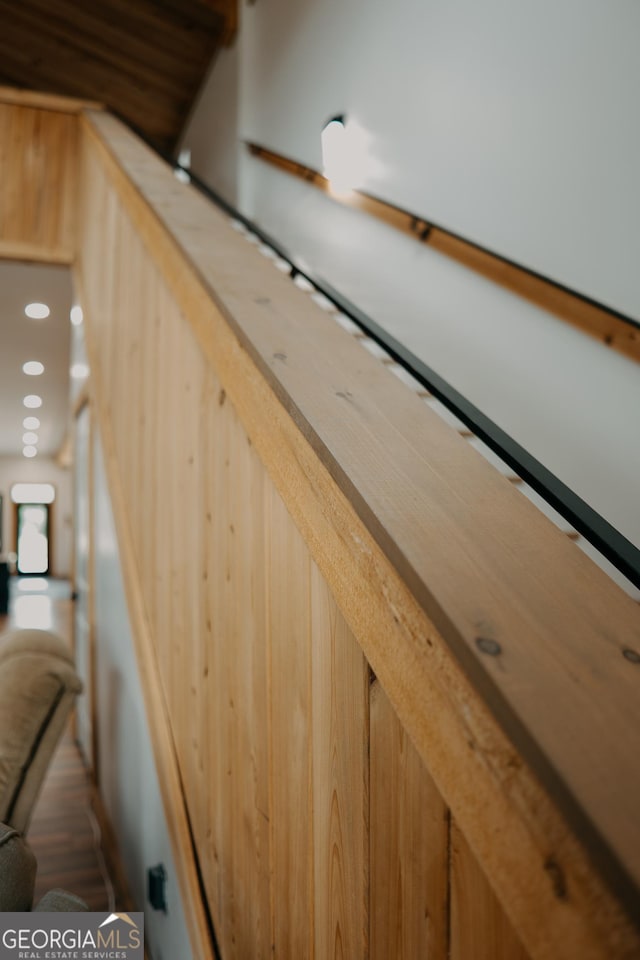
[
  {"x1": 0, "y1": 629, "x2": 83, "y2": 834},
  {"x1": 0, "y1": 821, "x2": 36, "y2": 911},
  {"x1": 34, "y1": 889, "x2": 89, "y2": 912}
]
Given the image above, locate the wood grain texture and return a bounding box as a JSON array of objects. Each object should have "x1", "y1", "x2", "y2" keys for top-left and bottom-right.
[
  {"x1": 225, "y1": 394, "x2": 271, "y2": 960},
  {"x1": 370, "y1": 681, "x2": 448, "y2": 960},
  {"x1": 79, "y1": 134, "x2": 272, "y2": 959},
  {"x1": 247, "y1": 142, "x2": 640, "y2": 363},
  {"x1": 266, "y1": 486, "x2": 314, "y2": 959},
  {"x1": 0, "y1": 0, "x2": 232, "y2": 150},
  {"x1": 0, "y1": 102, "x2": 76, "y2": 262},
  {"x1": 200, "y1": 372, "x2": 271, "y2": 960},
  {"x1": 0, "y1": 84, "x2": 103, "y2": 112},
  {"x1": 77, "y1": 135, "x2": 373, "y2": 957},
  {"x1": 75, "y1": 109, "x2": 640, "y2": 960},
  {"x1": 451, "y1": 820, "x2": 529, "y2": 960},
  {"x1": 77, "y1": 258, "x2": 217, "y2": 959},
  {"x1": 311, "y1": 562, "x2": 370, "y2": 960}
]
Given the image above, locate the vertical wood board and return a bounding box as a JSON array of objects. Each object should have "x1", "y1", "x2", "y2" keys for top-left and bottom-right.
[
  {"x1": 311, "y1": 562, "x2": 370, "y2": 959},
  {"x1": 451, "y1": 819, "x2": 530, "y2": 960},
  {"x1": 370, "y1": 680, "x2": 449, "y2": 960},
  {"x1": 266, "y1": 485, "x2": 314, "y2": 959},
  {"x1": 0, "y1": 102, "x2": 76, "y2": 261}
]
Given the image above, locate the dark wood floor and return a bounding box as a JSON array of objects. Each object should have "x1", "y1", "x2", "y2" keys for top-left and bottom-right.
[
  {"x1": 28, "y1": 732, "x2": 113, "y2": 910},
  {"x1": 1, "y1": 578, "x2": 115, "y2": 910}
]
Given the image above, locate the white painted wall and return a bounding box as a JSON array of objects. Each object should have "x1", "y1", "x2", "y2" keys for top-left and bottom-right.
[
  {"x1": 184, "y1": 0, "x2": 640, "y2": 318},
  {"x1": 182, "y1": 45, "x2": 241, "y2": 205},
  {"x1": 0, "y1": 455, "x2": 72, "y2": 576},
  {"x1": 180, "y1": 0, "x2": 640, "y2": 553},
  {"x1": 91, "y1": 429, "x2": 193, "y2": 960},
  {"x1": 241, "y1": 0, "x2": 640, "y2": 318}
]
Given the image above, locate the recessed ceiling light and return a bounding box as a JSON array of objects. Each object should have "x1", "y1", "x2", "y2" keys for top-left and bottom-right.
[
  {"x1": 70, "y1": 363, "x2": 90, "y2": 379},
  {"x1": 22, "y1": 360, "x2": 44, "y2": 376},
  {"x1": 23, "y1": 416, "x2": 40, "y2": 430},
  {"x1": 70, "y1": 306, "x2": 83, "y2": 326},
  {"x1": 11, "y1": 482, "x2": 55, "y2": 504},
  {"x1": 25, "y1": 303, "x2": 50, "y2": 320},
  {"x1": 23, "y1": 445, "x2": 37, "y2": 458},
  {"x1": 23, "y1": 395, "x2": 42, "y2": 409},
  {"x1": 23, "y1": 432, "x2": 38, "y2": 445}
]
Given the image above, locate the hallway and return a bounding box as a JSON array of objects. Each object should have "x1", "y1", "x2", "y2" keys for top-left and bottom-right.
[{"x1": 0, "y1": 576, "x2": 117, "y2": 911}]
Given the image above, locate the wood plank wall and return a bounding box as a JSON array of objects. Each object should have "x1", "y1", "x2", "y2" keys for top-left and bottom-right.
[
  {"x1": 0, "y1": 92, "x2": 630, "y2": 959},
  {"x1": 0, "y1": 97, "x2": 78, "y2": 263}
]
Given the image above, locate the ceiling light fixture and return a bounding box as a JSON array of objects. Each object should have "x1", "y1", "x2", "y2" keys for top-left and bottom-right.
[
  {"x1": 11, "y1": 483, "x2": 55, "y2": 504},
  {"x1": 22, "y1": 432, "x2": 39, "y2": 445},
  {"x1": 24, "y1": 303, "x2": 50, "y2": 320},
  {"x1": 22, "y1": 360, "x2": 44, "y2": 376},
  {"x1": 23, "y1": 416, "x2": 40, "y2": 430},
  {"x1": 70, "y1": 363, "x2": 90, "y2": 380},
  {"x1": 22, "y1": 445, "x2": 37, "y2": 459},
  {"x1": 70, "y1": 306, "x2": 83, "y2": 326},
  {"x1": 23, "y1": 395, "x2": 42, "y2": 409}
]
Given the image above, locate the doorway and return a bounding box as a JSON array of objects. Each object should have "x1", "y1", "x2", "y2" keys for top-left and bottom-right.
[{"x1": 16, "y1": 502, "x2": 50, "y2": 575}]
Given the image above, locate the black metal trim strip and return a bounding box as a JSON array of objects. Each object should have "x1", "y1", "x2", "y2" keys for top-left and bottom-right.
[{"x1": 122, "y1": 118, "x2": 640, "y2": 592}]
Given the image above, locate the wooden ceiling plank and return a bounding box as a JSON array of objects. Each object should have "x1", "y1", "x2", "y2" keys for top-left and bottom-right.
[
  {"x1": 0, "y1": 6, "x2": 205, "y2": 110},
  {"x1": 80, "y1": 0, "x2": 222, "y2": 59},
  {"x1": 168, "y1": 0, "x2": 237, "y2": 42},
  {"x1": 0, "y1": 46, "x2": 181, "y2": 146},
  {"x1": 0, "y1": 0, "x2": 225, "y2": 147},
  {"x1": 137, "y1": 0, "x2": 228, "y2": 30},
  {"x1": 0, "y1": 0, "x2": 219, "y2": 93},
  {"x1": 0, "y1": 0, "x2": 220, "y2": 60}
]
